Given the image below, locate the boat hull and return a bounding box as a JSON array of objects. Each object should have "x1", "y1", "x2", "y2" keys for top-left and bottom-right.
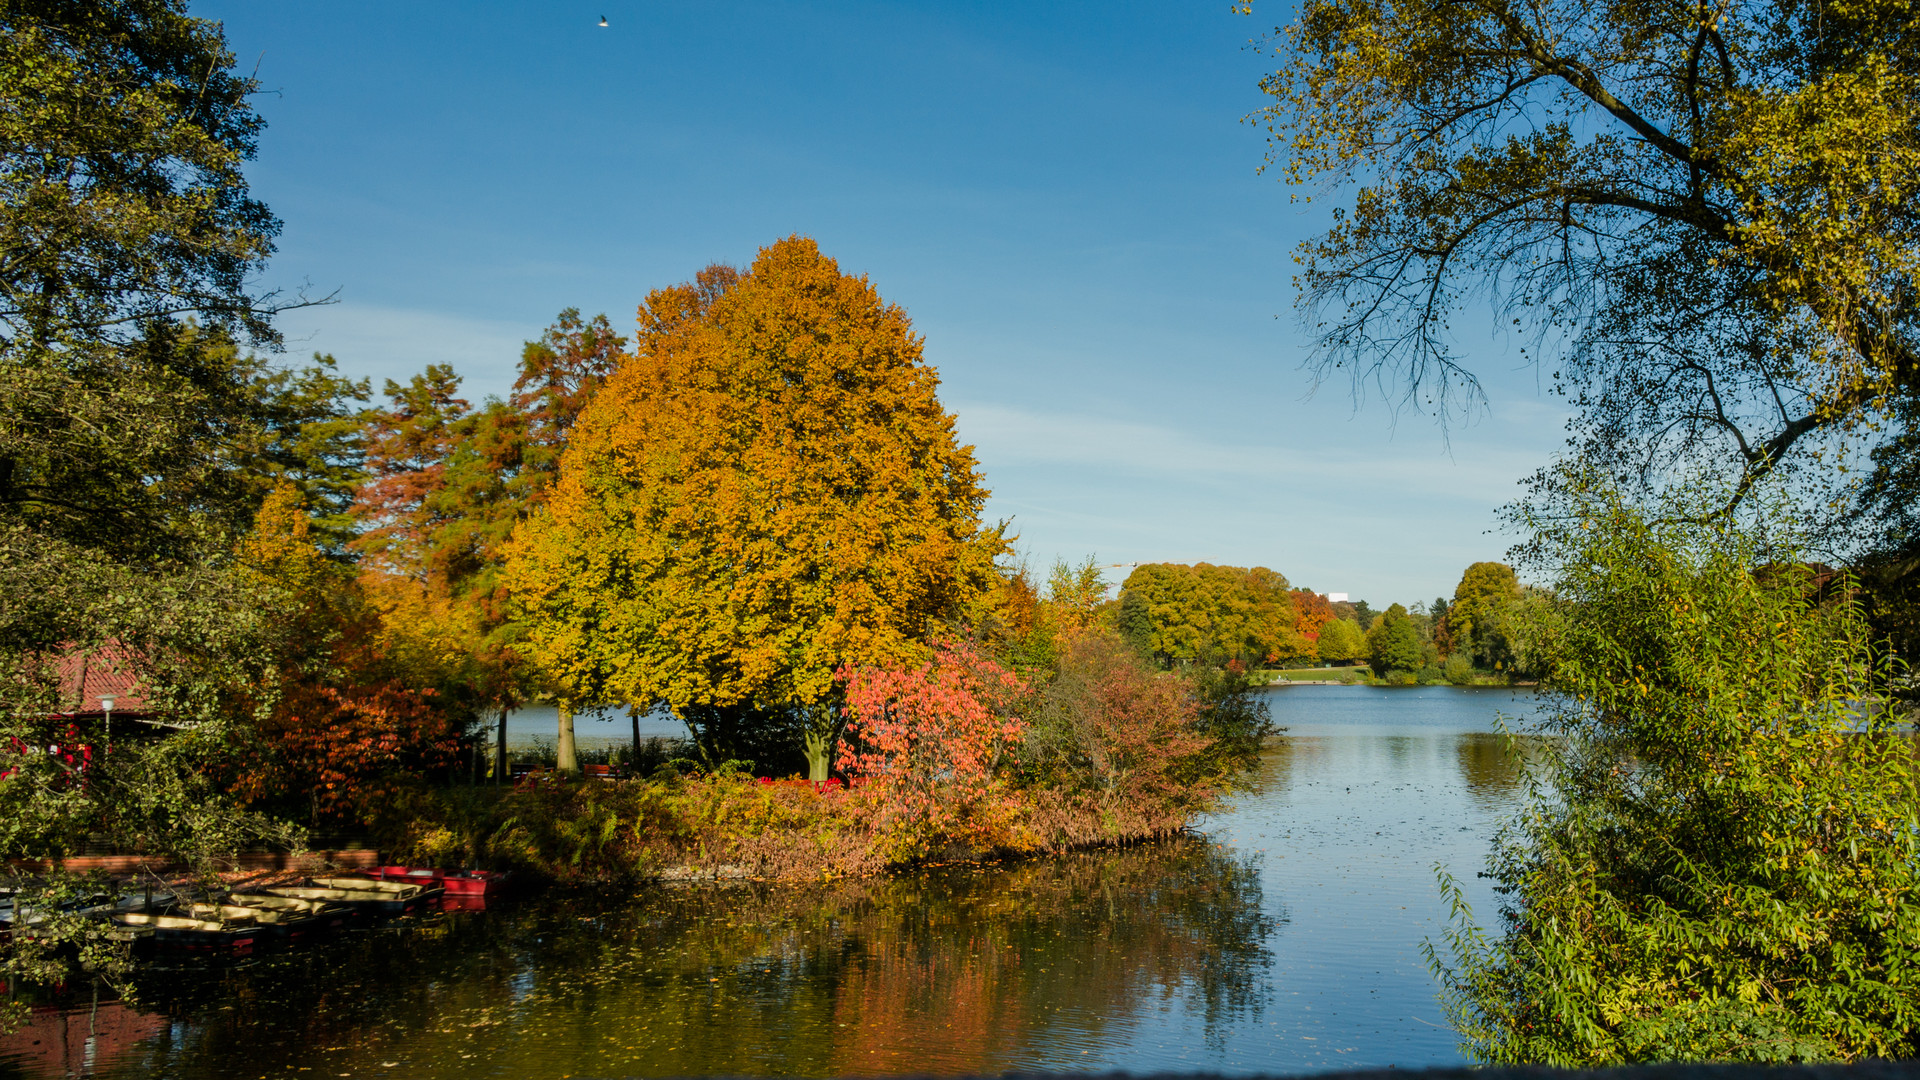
[{"x1": 369, "y1": 866, "x2": 509, "y2": 896}]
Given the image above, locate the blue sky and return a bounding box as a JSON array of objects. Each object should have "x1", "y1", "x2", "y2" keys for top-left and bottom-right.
[{"x1": 202, "y1": 0, "x2": 1567, "y2": 607}]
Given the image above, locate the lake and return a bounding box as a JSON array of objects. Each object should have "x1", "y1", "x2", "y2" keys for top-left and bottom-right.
[{"x1": 1, "y1": 684, "x2": 1542, "y2": 1079}]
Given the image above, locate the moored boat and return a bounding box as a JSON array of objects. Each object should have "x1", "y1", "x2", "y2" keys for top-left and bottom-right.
[
  {"x1": 190, "y1": 898, "x2": 349, "y2": 939},
  {"x1": 225, "y1": 892, "x2": 350, "y2": 936},
  {"x1": 110, "y1": 913, "x2": 256, "y2": 953},
  {"x1": 265, "y1": 880, "x2": 441, "y2": 916},
  {"x1": 368, "y1": 866, "x2": 509, "y2": 896}
]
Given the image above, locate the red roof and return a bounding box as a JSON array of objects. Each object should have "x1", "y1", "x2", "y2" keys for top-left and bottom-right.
[{"x1": 51, "y1": 644, "x2": 148, "y2": 716}]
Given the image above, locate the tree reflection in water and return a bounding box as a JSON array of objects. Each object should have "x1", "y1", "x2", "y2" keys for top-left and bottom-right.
[
  {"x1": 13, "y1": 840, "x2": 1274, "y2": 1080},
  {"x1": 1452, "y1": 733, "x2": 1549, "y2": 812}
]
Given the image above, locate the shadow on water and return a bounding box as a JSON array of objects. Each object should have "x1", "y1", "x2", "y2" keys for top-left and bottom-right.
[{"x1": 1, "y1": 841, "x2": 1275, "y2": 1080}]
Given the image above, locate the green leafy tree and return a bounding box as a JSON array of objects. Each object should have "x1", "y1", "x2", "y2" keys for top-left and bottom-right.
[
  {"x1": 1315, "y1": 616, "x2": 1366, "y2": 663},
  {"x1": 1251, "y1": 0, "x2": 1920, "y2": 513},
  {"x1": 0, "y1": 0, "x2": 312, "y2": 1018},
  {"x1": 1046, "y1": 555, "x2": 1109, "y2": 631},
  {"x1": 1445, "y1": 561, "x2": 1523, "y2": 670},
  {"x1": 1118, "y1": 563, "x2": 1307, "y2": 666},
  {"x1": 1365, "y1": 603, "x2": 1425, "y2": 675},
  {"x1": 1431, "y1": 478, "x2": 1920, "y2": 1063}
]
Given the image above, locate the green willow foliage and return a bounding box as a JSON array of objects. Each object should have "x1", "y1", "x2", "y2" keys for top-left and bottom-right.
[{"x1": 1431, "y1": 481, "x2": 1920, "y2": 1064}]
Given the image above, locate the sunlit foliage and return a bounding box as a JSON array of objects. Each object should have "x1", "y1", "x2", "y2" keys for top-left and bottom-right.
[
  {"x1": 1431, "y1": 478, "x2": 1920, "y2": 1063},
  {"x1": 1117, "y1": 563, "x2": 1308, "y2": 666},
  {"x1": 506, "y1": 238, "x2": 1004, "y2": 747},
  {"x1": 1315, "y1": 615, "x2": 1366, "y2": 663},
  {"x1": 1250, "y1": 0, "x2": 1920, "y2": 513},
  {"x1": 1364, "y1": 602, "x2": 1427, "y2": 675},
  {"x1": 0, "y1": 3, "x2": 311, "y2": 1006}
]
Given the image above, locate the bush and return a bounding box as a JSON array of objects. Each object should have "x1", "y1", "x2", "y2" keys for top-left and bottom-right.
[
  {"x1": 1431, "y1": 485, "x2": 1920, "y2": 1064},
  {"x1": 1443, "y1": 654, "x2": 1476, "y2": 685},
  {"x1": 371, "y1": 630, "x2": 1277, "y2": 883},
  {"x1": 1383, "y1": 668, "x2": 1418, "y2": 686},
  {"x1": 1023, "y1": 630, "x2": 1227, "y2": 802}
]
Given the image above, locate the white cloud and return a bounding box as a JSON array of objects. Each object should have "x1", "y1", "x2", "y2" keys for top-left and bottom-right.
[{"x1": 951, "y1": 401, "x2": 1556, "y2": 504}]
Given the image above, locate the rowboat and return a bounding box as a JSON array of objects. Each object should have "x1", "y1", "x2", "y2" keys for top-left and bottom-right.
[
  {"x1": 266, "y1": 880, "x2": 442, "y2": 916},
  {"x1": 368, "y1": 866, "x2": 510, "y2": 896},
  {"x1": 308, "y1": 875, "x2": 432, "y2": 897},
  {"x1": 203, "y1": 897, "x2": 350, "y2": 938},
  {"x1": 110, "y1": 912, "x2": 256, "y2": 953}
]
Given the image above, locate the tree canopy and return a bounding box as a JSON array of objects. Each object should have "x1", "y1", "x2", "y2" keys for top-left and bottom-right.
[
  {"x1": 505, "y1": 238, "x2": 1003, "y2": 737},
  {"x1": 1444, "y1": 561, "x2": 1522, "y2": 667},
  {"x1": 0, "y1": 0, "x2": 291, "y2": 759},
  {"x1": 1315, "y1": 615, "x2": 1366, "y2": 663},
  {"x1": 1434, "y1": 486, "x2": 1920, "y2": 1063},
  {"x1": 0, "y1": 6, "x2": 314, "y2": 1011},
  {"x1": 1365, "y1": 602, "x2": 1427, "y2": 674},
  {"x1": 1252, "y1": 0, "x2": 1920, "y2": 510},
  {"x1": 1117, "y1": 563, "x2": 1308, "y2": 665}
]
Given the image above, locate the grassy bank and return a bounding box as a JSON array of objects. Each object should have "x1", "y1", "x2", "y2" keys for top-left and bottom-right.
[{"x1": 1258, "y1": 666, "x2": 1368, "y2": 683}]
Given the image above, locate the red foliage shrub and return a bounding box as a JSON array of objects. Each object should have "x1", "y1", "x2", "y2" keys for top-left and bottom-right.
[
  {"x1": 234, "y1": 678, "x2": 462, "y2": 825},
  {"x1": 836, "y1": 638, "x2": 1028, "y2": 853},
  {"x1": 1034, "y1": 630, "x2": 1212, "y2": 800}
]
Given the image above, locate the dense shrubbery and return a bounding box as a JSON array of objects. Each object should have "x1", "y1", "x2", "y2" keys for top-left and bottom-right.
[
  {"x1": 1431, "y1": 483, "x2": 1920, "y2": 1064},
  {"x1": 373, "y1": 624, "x2": 1270, "y2": 883}
]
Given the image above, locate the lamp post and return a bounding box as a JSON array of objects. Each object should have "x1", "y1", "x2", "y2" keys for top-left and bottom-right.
[{"x1": 99, "y1": 695, "x2": 114, "y2": 751}]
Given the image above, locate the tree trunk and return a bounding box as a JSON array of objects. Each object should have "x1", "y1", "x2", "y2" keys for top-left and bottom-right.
[
  {"x1": 557, "y1": 702, "x2": 578, "y2": 773},
  {"x1": 495, "y1": 707, "x2": 508, "y2": 784},
  {"x1": 803, "y1": 728, "x2": 831, "y2": 782},
  {"x1": 630, "y1": 708, "x2": 642, "y2": 768}
]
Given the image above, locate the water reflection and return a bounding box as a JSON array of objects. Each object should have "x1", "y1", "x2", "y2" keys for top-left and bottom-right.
[
  {"x1": 3, "y1": 843, "x2": 1274, "y2": 1080},
  {"x1": 2, "y1": 685, "x2": 1545, "y2": 1079}
]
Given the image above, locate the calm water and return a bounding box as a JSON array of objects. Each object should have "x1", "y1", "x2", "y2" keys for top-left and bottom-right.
[{"x1": 3, "y1": 684, "x2": 1542, "y2": 1079}]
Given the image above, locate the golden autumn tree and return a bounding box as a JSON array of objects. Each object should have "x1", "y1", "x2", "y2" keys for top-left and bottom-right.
[
  {"x1": 1117, "y1": 563, "x2": 1308, "y2": 667},
  {"x1": 505, "y1": 237, "x2": 1004, "y2": 773}
]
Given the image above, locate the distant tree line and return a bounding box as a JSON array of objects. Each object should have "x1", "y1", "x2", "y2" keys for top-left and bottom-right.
[{"x1": 1105, "y1": 559, "x2": 1539, "y2": 685}]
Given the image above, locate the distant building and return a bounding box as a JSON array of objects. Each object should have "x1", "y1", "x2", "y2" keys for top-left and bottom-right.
[{"x1": 1325, "y1": 592, "x2": 1349, "y2": 603}]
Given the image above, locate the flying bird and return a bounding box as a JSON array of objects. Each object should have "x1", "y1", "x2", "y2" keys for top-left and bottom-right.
[{"x1": 598, "y1": 15, "x2": 608, "y2": 26}]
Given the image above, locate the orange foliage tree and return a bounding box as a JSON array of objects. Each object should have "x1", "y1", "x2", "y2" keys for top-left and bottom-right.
[
  {"x1": 230, "y1": 485, "x2": 464, "y2": 824},
  {"x1": 1291, "y1": 588, "x2": 1334, "y2": 644},
  {"x1": 348, "y1": 312, "x2": 627, "y2": 772},
  {"x1": 506, "y1": 238, "x2": 1005, "y2": 770}
]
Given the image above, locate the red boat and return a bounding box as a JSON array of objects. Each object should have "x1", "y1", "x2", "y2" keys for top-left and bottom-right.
[{"x1": 368, "y1": 867, "x2": 509, "y2": 896}]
